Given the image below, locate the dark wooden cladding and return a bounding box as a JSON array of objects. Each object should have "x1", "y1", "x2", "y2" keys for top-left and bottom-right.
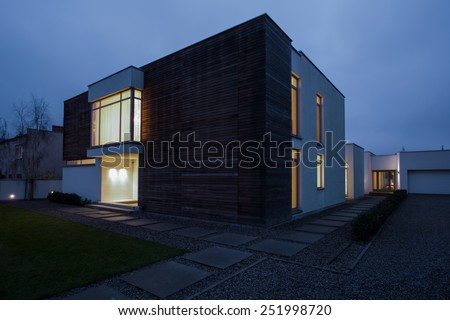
[
  {"x1": 139, "y1": 14, "x2": 292, "y2": 225},
  {"x1": 63, "y1": 92, "x2": 91, "y2": 161}
]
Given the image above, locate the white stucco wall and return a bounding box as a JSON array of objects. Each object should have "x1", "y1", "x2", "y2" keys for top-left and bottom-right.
[
  {"x1": 363, "y1": 151, "x2": 373, "y2": 194},
  {"x1": 345, "y1": 144, "x2": 364, "y2": 199},
  {"x1": 34, "y1": 180, "x2": 62, "y2": 199},
  {"x1": 292, "y1": 50, "x2": 345, "y2": 214},
  {"x1": 398, "y1": 150, "x2": 450, "y2": 190},
  {"x1": 62, "y1": 161, "x2": 101, "y2": 201},
  {"x1": 0, "y1": 180, "x2": 26, "y2": 200}
]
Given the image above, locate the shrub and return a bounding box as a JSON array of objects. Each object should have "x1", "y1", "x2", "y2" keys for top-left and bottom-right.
[
  {"x1": 47, "y1": 192, "x2": 84, "y2": 206},
  {"x1": 352, "y1": 190, "x2": 407, "y2": 242}
]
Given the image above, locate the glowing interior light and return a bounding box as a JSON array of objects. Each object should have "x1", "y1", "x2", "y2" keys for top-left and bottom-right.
[
  {"x1": 118, "y1": 168, "x2": 127, "y2": 181},
  {"x1": 109, "y1": 168, "x2": 118, "y2": 180},
  {"x1": 9, "y1": 194, "x2": 15, "y2": 199}
]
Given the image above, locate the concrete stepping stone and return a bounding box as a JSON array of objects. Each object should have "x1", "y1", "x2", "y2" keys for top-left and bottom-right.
[
  {"x1": 331, "y1": 212, "x2": 358, "y2": 218},
  {"x1": 121, "y1": 261, "x2": 211, "y2": 298},
  {"x1": 205, "y1": 232, "x2": 257, "y2": 247},
  {"x1": 65, "y1": 285, "x2": 130, "y2": 300},
  {"x1": 142, "y1": 222, "x2": 185, "y2": 232},
  {"x1": 171, "y1": 227, "x2": 217, "y2": 238},
  {"x1": 102, "y1": 215, "x2": 137, "y2": 222},
  {"x1": 324, "y1": 215, "x2": 354, "y2": 222},
  {"x1": 84, "y1": 213, "x2": 122, "y2": 218},
  {"x1": 310, "y1": 219, "x2": 347, "y2": 227},
  {"x1": 183, "y1": 246, "x2": 252, "y2": 269},
  {"x1": 248, "y1": 239, "x2": 307, "y2": 257},
  {"x1": 296, "y1": 224, "x2": 337, "y2": 234},
  {"x1": 277, "y1": 231, "x2": 324, "y2": 244},
  {"x1": 121, "y1": 219, "x2": 159, "y2": 227},
  {"x1": 340, "y1": 209, "x2": 364, "y2": 213},
  {"x1": 59, "y1": 207, "x2": 98, "y2": 213}
]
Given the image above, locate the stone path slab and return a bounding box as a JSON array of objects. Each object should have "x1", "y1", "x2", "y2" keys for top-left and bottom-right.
[
  {"x1": 324, "y1": 215, "x2": 354, "y2": 222},
  {"x1": 277, "y1": 231, "x2": 324, "y2": 244},
  {"x1": 340, "y1": 209, "x2": 364, "y2": 213},
  {"x1": 121, "y1": 219, "x2": 159, "y2": 227},
  {"x1": 84, "y1": 213, "x2": 122, "y2": 218},
  {"x1": 59, "y1": 207, "x2": 98, "y2": 213},
  {"x1": 183, "y1": 246, "x2": 252, "y2": 269},
  {"x1": 248, "y1": 239, "x2": 307, "y2": 257},
  {"x1": 142, "y1": 222, "x2": 185, "y2": 232},
  {"x1": 171, "y1": 227, "x2": 217, "y2": 238},
  {"x1": 310, "y1": 219, "x2": 347, "y2": 227},
  {"x1": 65, "y1": 285, "x2": 130, "y2": 300},
  {"x1": 121, "y1": 261, "x2": 211, "y2": 298},
  {"x1": 102, "y1": 215, "x2": 137, "y2": 222},
  {"x1": 205, "y1": 232, "x2": 257, "y2": 247},
  {"x1": 296, "y1": 224, "x2": 337, "y2": 234},
  {"x1": 332, "y1": 212, "x2": 358, "y2": 218}
]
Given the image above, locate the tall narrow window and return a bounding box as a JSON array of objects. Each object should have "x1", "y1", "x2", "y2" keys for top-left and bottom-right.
[
  {"x1": 291, "y1": 74, "x2": 299, "y2": 136},
  {"x1": 292, "y1": 149, "x2": 299, "y2": 209},
  {"x1": 317, "y1": 153, "x2": 324, "y2": 189},
  {"x1": 316, "y1": 94, "x2": 323, "y2": 144}
]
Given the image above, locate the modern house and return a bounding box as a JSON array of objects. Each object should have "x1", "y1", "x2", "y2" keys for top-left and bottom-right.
[{"x1": 63, "y1": 14, "x2": 346, "y2": 226}]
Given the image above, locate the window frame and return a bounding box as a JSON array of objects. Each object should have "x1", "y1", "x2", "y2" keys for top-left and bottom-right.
[
  {"x1": 292, "y1": 148, "x2": 300, "y2": 209},
  {"x1": 91, "y1": 88, "x2": 142, "y2": 146},
  {"x1": 317, "y1": 153, "x2": 325, "y2": 189},
  {"x1": 316, "y1": 94, "x2": 323, "y2": 145},
  {"x1": 291, "y1": 73, "x2": 300, "y2": 137}
]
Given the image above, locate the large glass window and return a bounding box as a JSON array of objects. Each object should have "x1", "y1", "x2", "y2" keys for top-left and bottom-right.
[
  {"x1": 91, "y1": 89, "x2": 142, "y2": 146},
  {"x1": 291, "y1": 74, "x2": 299, "y2": 136},
  {"x1": 317, "y1": 153, "x2": 324, "y2": 189}
]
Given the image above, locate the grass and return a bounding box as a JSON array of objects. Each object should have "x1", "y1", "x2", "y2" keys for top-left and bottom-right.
[{"x1": 0, "y1": 205, "x2": 185, "y2": 299}]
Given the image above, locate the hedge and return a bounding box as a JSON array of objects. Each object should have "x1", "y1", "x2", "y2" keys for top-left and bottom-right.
[
  {"x1": 352, "y1": 190, "x2": 408, "y2": 242},
  {"x1": 47, "y1": 192, "x2": 89, "y2": 206}
]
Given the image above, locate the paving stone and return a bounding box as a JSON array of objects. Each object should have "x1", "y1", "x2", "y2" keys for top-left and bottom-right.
[
  {"x1": 205, "y1": 232, "x2": 257, "y2": 247},
  {"x1": 277, "y1": 231, "x2": 324, "y2": 244},
  {"x1": 332, "y1": 212, "x2": 359, "y2": 218},
  {"x1": 248, "y1": 239, "x2": 307, "y2": 257},
  {"x1": 142, "y1": 222, "x2": 185, "y2": 232},
  {"x1": 340, "y1": 209, "x2": 365, "y2": 213},
  {"x1": 310, "y1": 219, "x2": 347, "y2": 227},
  {"x1": 84, "y1": 213, "x2": 123, "y2": 218},
  {"x1": 102, "y1": 215, "x2": 137, "y2": 222},
  {"x1": 121, "y1": 219, "x2": 159, "y2": 226},
  {"x1": 296, "y1": 224, "x2": 337, "y2": 234},
  {"x1": 65, "y1": 285, "x2": 130, "y2": 300},
  {"x1": 324, "y1": 215, "x2": 355, "y2": 222},
  {"x1": 121, "y1": 261, "x2": 211, "y2": 298},
  {"x1": 59, "y1": 207, "x2": 97, "y2": 213},
  {"x1": 171, "y1": 227, "x2": 217, "y2": 238},
  {"x1": 183, "y1": 246, "x2": 252, "y2": 269}
]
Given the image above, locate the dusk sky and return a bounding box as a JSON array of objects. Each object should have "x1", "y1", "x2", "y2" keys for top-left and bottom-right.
[{"x1": 1, "y1": 0, "x2": 449, "y2": 154}]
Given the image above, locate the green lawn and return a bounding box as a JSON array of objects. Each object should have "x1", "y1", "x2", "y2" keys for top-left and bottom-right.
[{"x1": 0, "y1": 205, "x2": 185, "y2": 299}]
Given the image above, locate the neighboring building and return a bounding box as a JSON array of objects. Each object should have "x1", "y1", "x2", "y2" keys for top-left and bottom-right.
[
  {"x1": 0, "y1": 126, "x2": 64, "y2": 180},
  {"x1": 363, "y1": 150, "x2": 450, "y2": 195},
  {"x1": 63, "y1": 14, "x2": 346, "y2": 226}
]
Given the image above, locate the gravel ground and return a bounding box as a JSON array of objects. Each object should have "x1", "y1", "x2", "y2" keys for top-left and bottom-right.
[
  {"x1": 196, "y1": 195, "x2": 450, "y2": 299},
  {"x1": 10, "y1": 195, "x2": 449, "y2": 299}
]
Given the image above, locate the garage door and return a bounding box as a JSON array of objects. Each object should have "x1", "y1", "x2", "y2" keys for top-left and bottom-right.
[{"x1": 408, "y1": 170, "x2": 450, "y2": 194}]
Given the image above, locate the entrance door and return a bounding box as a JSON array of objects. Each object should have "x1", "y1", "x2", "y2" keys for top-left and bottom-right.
[{"x1": 372, "y1": 170, "x2": 395, "y2": 191}]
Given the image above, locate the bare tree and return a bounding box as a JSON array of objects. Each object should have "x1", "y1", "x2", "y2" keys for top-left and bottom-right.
[
  {"x1": 13, "y1": 95, "x2": 51, "y2": 136},
  {"x1": 0, "y1": 117, "x2": 7, "y2": 140},
  {"x1": 12, "y1": 95, "x2": 52, "y2": 198}
]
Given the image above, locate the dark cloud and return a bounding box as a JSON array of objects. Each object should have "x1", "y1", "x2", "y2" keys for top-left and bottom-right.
[{"x1": 1, "y1": 0, "x2": 449, "y2": 154}]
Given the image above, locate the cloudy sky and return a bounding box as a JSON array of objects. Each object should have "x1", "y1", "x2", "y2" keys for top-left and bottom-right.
[{"x1": 0, "y1": 0, "x2": 449, "y2": 154}]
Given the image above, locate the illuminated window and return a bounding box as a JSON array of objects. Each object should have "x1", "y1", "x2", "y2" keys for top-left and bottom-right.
[
  {"x1": 317, "y1": 153, "x2": 324, "y2": 189},
  {"x1": 316, "y1": 94, "x2": 323, "y2": 144},
  {"x1": 291, "y1": 74, "x2": 299, "y2": 136},
  {"x1": 91, "y1": 89, "x2": 142, "y2": 146},
  {"x1": 292, "y1": 149, "x2": 299, "y2": 209},
  {"x1": 15, "y1": 145, "x2": 23, "y2": 160},
  {"x1": 66, "y1": 159, "x2": 96, "y2": 166}
]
